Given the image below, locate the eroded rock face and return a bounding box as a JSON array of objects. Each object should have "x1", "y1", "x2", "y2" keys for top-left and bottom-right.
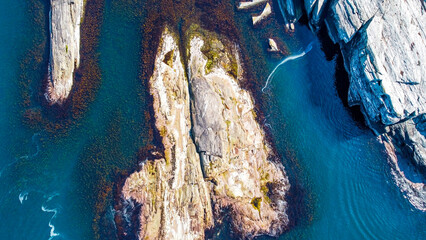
[
  {"x1": 324, "y1": 0, "x2": 426, "y2": 178},
  {"x1": 189, "y1": 35, "x2": 290, "y2": 237},
  {"x1": 122, "y1": 29, "x2": 213, "y2": 240},
  {"x1": 46, "y1": 0, "x2": 84, "y2": 104},
  {"x1": 121, "y1": 27, "x2": 290, "y2": 239},
  {"x1": 276, "y1": 0, "x2": 425, "y2": 210}
]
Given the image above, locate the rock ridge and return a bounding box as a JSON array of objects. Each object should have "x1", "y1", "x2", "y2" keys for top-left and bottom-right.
[
  {"x1": 120, "y1": 26, "x2": 291, "y2": 239},
  {"x1": 46, "y1": 0, "x2": 84, "y2": 104}
]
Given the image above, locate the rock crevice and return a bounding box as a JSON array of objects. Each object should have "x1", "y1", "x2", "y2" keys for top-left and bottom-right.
[
  {"x1": 279, "y1": 0, "x2": 426, "y2": 211},
  {"x1": 121, "y1": 27, "x2": 291, "y2": 239}
]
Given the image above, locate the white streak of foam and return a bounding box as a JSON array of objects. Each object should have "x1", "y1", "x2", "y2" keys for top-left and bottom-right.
[
  {"x1": 262, "y1": 41, "x2": 314, "y2": 93},
  {"x1": 19, "y1": 191, "x2": 28, "y2": 204},
  {"x1": 42, "y1": 193, "x2": 61, "y2": 240}
]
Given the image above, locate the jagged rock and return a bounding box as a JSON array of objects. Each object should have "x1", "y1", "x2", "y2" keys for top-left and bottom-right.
[
  {"x1": 252, "y1": 2, "x2": 272, "y2": 25},
  {"x1": 330, "y1": 0, "x2": 426, "y2": 212},
  {"x1": 324, "y1": 0, "x2": 382, "y2": 43},
  {"x1": 238, "y1": 0, "x2": 267, "y2": 10},
  {"x1": 121, "y1": 27, "x2": 291, "y2": 239},
  {"x1": 277, "y1": 0, "x2": 302, "y2": 30},
  {"x1": 268, "y1": 38, "x2": 279, "y2": 52},
  {"x1": 46, "y1": 0, "x2": 84, "y2": 104},
  {"x1": 122, "y1": 29, "x2": 213, "y2": 239},
  {"x1": 277, "y1": 0, "x2": 425, "y2": 210},
  {"x1": 323, "y1": 0, "x2": 426, "y2": 176},
  {"x1": 188, "y1": 34, "x2": 290, "y2": 237},
  {"x1": 308, "y1": 0, "x2": 328, "y2": 29},
  {"x1": 381, "y1": 136, "x2": 426, "y2": 211},
  {"x1": 387, "y1": 115, "x2": 426, "y2": 173}
]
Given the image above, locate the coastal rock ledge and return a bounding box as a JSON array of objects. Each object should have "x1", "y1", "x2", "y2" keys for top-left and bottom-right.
[
  {"x1": 46, "y1": 0, "x2": 84, "y2": 104},
  {"x1": 280, "y1": 0, "x2": 425, "y2": 210},
  {"x1": 120, "y1": 27, "x2": 290, "y2": 239}
]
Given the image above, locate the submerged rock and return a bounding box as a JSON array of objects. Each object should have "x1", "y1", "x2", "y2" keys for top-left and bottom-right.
[
  {"x1": 120, "y1": 26, "x2": 290, "y2": 239},
  {"x1": 46, "y1": 0, "x2": 84, "y2": 104}
]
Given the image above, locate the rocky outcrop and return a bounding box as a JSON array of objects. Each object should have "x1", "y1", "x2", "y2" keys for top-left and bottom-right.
[
  {"x1": 46, "y1": 0, "x2": 84, "y2": 104},
  {"x1": 279, "y1": 0, "x2": 425, "y2": 210},
  {"x1": 268, "y1": 38, "x2": 279, "y2": 52},
  {"x1": 122, "y1": 29, "x2": 213, "y2": 239},
  {"x1": 238, "y1": 0, "x2": 267, "y2": 10},
  {"x1": 252, "y1": 2, "x2": 272, "y2": 25},
  {"x1": 120, "y1": 27, "x2": 290, "y2": 239},
  {"x1": 188, "y1": 32, "x2": 290, "y2": 237},
  {"x1": 324, "y1": 0, "x2": 426, "y2": 173}
]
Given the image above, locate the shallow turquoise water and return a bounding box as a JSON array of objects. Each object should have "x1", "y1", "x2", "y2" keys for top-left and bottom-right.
[{"x1": 0, "y1": 1, "x2": 424, "y2": 239}]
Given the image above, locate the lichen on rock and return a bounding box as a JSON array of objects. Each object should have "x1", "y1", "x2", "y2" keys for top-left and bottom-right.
[{"x1": 121, "y1": 26, "x2": 291, "y2": 239}]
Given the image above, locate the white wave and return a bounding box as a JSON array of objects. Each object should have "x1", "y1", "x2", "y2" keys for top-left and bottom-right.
[
  {"x1": 41, "y1": 193, "x2": 61, "y2": 240},
  {"x1": 262, "y1": 41, "x2": 314, "y2": 92},
  {"x1": 19, "y1": 191, "x2": 29, "y2": 204}
]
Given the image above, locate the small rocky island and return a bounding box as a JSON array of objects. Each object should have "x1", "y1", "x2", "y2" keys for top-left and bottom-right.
[
  {"x1": 119, "y1": 26, "x2": 290, "y2": 239},
  {"x1": 46, "y1": 0, "x2": 84, "y2": 104}
]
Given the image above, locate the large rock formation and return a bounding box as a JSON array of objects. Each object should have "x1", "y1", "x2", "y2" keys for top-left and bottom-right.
[
  {"x1": 46, "y1": 0, "x2": 84, "y2": 104},
  {"x1": 280, "y1": 0, "x2": 426, "y2": 210},
  {"x1": 120, "y1": 27, "x2": 290, "y2": 239},
  {"x1": 122, "y1": 29, "x2": 213, "y2": 239}
]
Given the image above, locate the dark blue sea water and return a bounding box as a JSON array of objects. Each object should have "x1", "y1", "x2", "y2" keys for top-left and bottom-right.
[{"x1": 0, "y1": 0, "x2": 425, "y2": 239}]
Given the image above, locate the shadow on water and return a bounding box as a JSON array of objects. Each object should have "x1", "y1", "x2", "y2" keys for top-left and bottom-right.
[{"x1": 317, "y1": 25, "x2": 367, "y2": 130}]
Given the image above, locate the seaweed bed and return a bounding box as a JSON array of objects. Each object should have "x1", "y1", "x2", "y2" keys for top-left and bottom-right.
[{"x1": 18, "y1": 0, "x2": 311, "y2": 238}]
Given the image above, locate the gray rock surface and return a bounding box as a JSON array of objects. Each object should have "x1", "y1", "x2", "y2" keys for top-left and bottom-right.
[
  {"x1": 325, "y1": 0, "x2": 426, "y2": 173},
  {"x1": 46, "y1": 0, "x2": 84, "y2": 104},
  {"x1": 290, "y1": 0, "x2": 426, "y2": 168},
  {"x1": 191, "y1": 76, "x2": 226, "y2": 157},
  {"x1": 279, "y1": 0, "x2": 425, "y2": 210}
]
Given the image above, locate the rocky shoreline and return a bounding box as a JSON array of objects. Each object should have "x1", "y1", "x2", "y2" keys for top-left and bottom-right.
[
  {"x1": 278, "y1": 0, "x2": 425, "y2": 210},
  {"x1": 118, "y1": 26, "x2": 291, "y2": 239}
]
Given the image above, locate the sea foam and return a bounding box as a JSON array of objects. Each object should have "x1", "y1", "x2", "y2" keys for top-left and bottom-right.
[
  {"x1": 42, "y1": 193, "x2": 61, "y2": 240},
  {"x1": 262, "y1": 41, "x2": 314, "y2": 92}
]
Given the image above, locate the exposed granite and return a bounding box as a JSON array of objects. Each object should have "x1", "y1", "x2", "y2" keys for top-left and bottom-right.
[
  {"x1": 188, "y1": 33, "x2": 290, "y2": 238},
  {"x1": 46, "y1": 0, "x2": 84, "y2": 104},
  {"x1": 121, "y1": 26, "x2": 290, "y2": 239},
  {"x1": 268, "y1": 38, "x2": 279, "y2": 52},
  {"x1": 252, "y1": 2, "x2": 272, "y2": 25},
  {"x1": 323, "y1": 0, "x2": 426, "y2": 179},
  {"x1": 122, "y1": 29, "x2": 213, "y2": 239},
  {"x1": 280, "y1": 0, "x2": 426, "y2": 210},
  {"x1": 327, "y1": 0, "x2": 426, "y2": 126},
  {"x1": 238, "y1": 0, "x2": 267, "y2": 10}
]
